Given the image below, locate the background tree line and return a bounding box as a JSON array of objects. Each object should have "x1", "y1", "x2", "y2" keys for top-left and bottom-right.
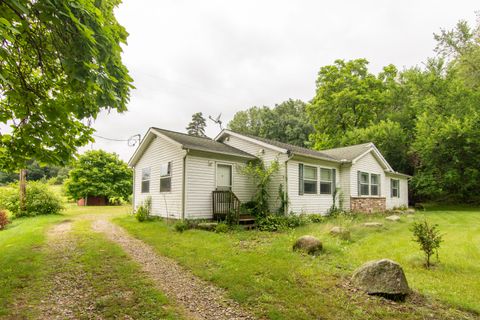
[{"x1": 228, "y1": 17, "x2": 480, "y2": 203}]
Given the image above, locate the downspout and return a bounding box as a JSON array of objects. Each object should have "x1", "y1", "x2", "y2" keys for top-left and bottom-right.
[
  {"x1": 132, "y1": 166, "x2": 136, "y2": 214},
  {"x1": 284, "y1": 152, "x2": 295, "y2": 215},
  {"x1": 181, "y1": 149, "x2": 188, "y2": 220}
]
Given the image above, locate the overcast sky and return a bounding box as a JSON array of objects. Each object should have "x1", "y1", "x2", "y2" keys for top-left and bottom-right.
[{"x1": 86, "y1": 0, "x2": 478, "y2": 161}]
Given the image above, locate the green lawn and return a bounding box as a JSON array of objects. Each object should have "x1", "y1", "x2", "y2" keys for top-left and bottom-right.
[
  {"x1": 115, "y1": 207, "x2": 480, "y2": 320},
  {"x1": 0, "y1": 205, "x2": 183, "y2": 319}
]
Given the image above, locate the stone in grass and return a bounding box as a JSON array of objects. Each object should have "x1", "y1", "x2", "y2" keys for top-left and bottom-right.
[
  {"x1": 197, "y1": 222, "x2": 218, "y2": 231},
  {"x1": 329, "y1": 226, "x2": 351, "y2": 240},
  {"x1": 292, "y1": 235, "x2": 323, "y2": 255},
  {"x1": 406, "y1": 208, "x2": 416, "y2": 214},
  {"x1": 352, "y1": 259, "x2": 410, "y2": 300},
  {"x1": 363, "y1": 222, "x2": 383, "y2": 227},
  {"x1": 385, "y1": 215, "x2": 401, "y2": 222}
]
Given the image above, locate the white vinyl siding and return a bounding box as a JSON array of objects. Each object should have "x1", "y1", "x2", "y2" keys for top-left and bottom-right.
[
  {"x1": 287, "y1": 159, "x2": 340, "y2": 215},
  {"x1": 386, "y1": 175, "x2": 409, "y2": 209},
  {"x1": 133, "y1": 136, "x2": 185, "y2": 218},
  {"x1": 185, "y1": 155, "x2": 254, "y2": 219},
  {"x1": 222, "y1": 135, "x2": 288, "y2": 212},
  {"x1": 351, "y1": 152, "x2": 385, "y2": 197}
]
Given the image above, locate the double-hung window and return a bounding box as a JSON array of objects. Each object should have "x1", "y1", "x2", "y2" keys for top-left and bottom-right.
[
  {"x1": 299, "y1": 164, "x2": 317, "y2": 194},
  {"x1": 391, "y1": 179, "x2": 400, "y2": 198},
  {"x1": 358, "y1": 171, "x2": 381, "y2": 196},
  {"x1": 320, "y1": 168, "x2": 335, "y2": 194},
  {"x1": 160, "y1": 162, "x2": 172, "y2": 192},
  {"x1": 141, "y1": 168, "x2": 151, "y2": 193}
]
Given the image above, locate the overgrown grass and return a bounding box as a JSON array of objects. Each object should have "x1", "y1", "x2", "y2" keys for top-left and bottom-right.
[
  {"x1": 0, "y1": 204, "x2": 183, "y2": 319},
  {"x1": 115, "y1": 207, "x2": 480, "y2": 320}
]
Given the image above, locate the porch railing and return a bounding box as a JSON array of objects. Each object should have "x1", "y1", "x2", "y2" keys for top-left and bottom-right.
[{"x1": 212, "y1": 190, "x2": 240, "y2": 224}]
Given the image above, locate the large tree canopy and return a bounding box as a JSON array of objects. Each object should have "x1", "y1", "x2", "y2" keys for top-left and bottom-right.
[
  {"x1": 186, "y1": 112, "x2": 207, "y2": 137},
  {"x1": 65, "y1": 150, "x2": 132, "y2": 202},
  {"x1": 228, "y1": 99, "x2": 313, "y2": 147},
  {"x1": 0, "y1": 0, "x2": 133, "y2": 171}
]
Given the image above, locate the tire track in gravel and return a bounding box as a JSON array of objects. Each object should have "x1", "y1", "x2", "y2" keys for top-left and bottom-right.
[{"x1": 92, "y1": 219, "x2": 256, "y2": 320}]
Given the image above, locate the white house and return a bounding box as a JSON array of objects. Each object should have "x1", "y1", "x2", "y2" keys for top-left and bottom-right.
[{"x1": 128, "y1": 127, "x2": 410, "y2": 219}]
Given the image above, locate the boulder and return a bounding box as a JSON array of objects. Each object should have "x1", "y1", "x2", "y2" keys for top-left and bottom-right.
[
  {"x1": 292, "y1": 235, "x2": 323, "y2": 255},
  {"x1": 363, "y1": 222, "x2": 383, "y2": 227},
  {"x1": 385, "y1": 215, "x2": 401, "y2": 222},
  {"x1": 352, "y1": 259, "x2": 410, "y2": 298},
  {"x1": 329, "y1": 226, "x2": 351, "y2": 240},
  {"x1": 197, "y1": 222, "x2": 218, "y2": 231},
  {"x1": 406, "y1": 208, "x2": 415, "y2": 214}
]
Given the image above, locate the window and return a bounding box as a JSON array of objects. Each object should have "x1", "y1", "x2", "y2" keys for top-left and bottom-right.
[
  {"x1": 303, "y1": 165, "x2": 318, "y2": 194},
  {"x1": 160, "y1": 162, "x2": 172, "y2": 192},
  {"x1": 358, "y1": 171, "x2": 381, "y2": 196},
  {"x1": 141, "y1": 168, "x2": 151, "y2": 193},
  {"x1": 320, "y1": 168, "x2": 335, "y2": 194},
  {"x1": 391, "y1": 179, "x2": 400, "y2": 198},
  {"x1": 370, "y1": 174, "x2": 380, "y2": 196},
  {"x1": 359, "y1": 171, "x2": 370, "y2": 196}
]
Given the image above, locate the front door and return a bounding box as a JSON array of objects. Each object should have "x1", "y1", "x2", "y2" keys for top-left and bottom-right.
[{"x1": 216, "y1": 164, "x2": 232, "y2": 190}]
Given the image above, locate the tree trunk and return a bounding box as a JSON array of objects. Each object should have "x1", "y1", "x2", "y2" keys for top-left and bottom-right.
[{"x1": 19, "y1": 168, "x2": 27, "y2": 214}]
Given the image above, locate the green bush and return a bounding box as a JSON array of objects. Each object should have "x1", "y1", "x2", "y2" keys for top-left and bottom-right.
[
  {"x1": 174, "y1": 220, "x2": 189, "y2": 232},
  {"x1": 257, "y1": 214, "x2": 309, "y2": 232},
  {"x1": 411, "y1": 219, "x2": 443, "y2": 268},
  {"x1": 215, "y1": 222, "x2": 229, "y2": 233},
  {"x1": 308, "y1": 214, "x2": 324, "y2": 223},
  {"x1": 0, "y1": 210, "x2": 10, "y2": 230},
  {"x1": 0, "y1": 182, "x2": 63, "y2": 217},
  {"x1": 135, "y1": 197, "x2": 152, "y2": 222}
]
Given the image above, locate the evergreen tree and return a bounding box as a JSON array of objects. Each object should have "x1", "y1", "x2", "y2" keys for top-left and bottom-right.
[{"x1": 186, "y1": 112, "x2": 207, "y2": 137}]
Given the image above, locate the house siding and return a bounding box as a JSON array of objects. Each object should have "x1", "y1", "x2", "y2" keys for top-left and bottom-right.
[
  {"x1": 385, "y1": 174, "x2": 409, "y2": 209},
  {"x1": 339, "y1": 165, "x2": 351, "y2": 211},
  {"x1": 185, "y1": 154, "x2": 254, "y2": 219},
  {"x1": 222, "y1": 135, "x2": 288, "y2": 212},
  {"x1": 133, "y1": 136, "x2": 185, "y2": 218},
  {"x1": 287, "y1": 158, "x2": 340, "y2": 215}
]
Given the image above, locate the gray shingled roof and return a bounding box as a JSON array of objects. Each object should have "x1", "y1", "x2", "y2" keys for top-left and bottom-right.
[
  {"x1": 235, "y1": 133, "x2": 338, "y2": 162},
  {"x1": 321, "y1": 143, "x2": 373, "y2": 161},
  {"x1": 153, "y1": 128, "x2": 255, "y2": 159}
]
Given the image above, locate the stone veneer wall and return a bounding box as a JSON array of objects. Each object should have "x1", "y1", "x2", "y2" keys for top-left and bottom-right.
[{"x1": 350, "y1": 197, "x2": 386, "y2": 213}]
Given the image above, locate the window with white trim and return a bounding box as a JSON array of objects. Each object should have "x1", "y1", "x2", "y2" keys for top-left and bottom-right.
[
  {"x1": 320, "y1": 168, "x2": 334, "y2": 194},
  {"x1": 160, "y1": 162, "x2": 172, "y2": 192},
  {"x1": 303, "y1": 165, "x2": 317, "y2": 194},
  {"x1": 391, "y1": 179, "x2": 400, "y2": 198},
  {"x1": 141, "y1": 168, "x2": 151, "y2": 193},
  {"x1": 358, "y1": 171, "x2": 381, "y2": 196}
]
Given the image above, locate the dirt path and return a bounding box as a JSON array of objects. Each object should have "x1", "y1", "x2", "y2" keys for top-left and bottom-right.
[
  {"x1": 38, "y1": 220, "x2": 101, "y2": 320},
  {"x1": 92, "y1": 219, "x2": 255, "y2": 320}
]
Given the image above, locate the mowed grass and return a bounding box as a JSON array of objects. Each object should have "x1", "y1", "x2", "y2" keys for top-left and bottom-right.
[
  {"x1": 115, "y1": 207, "x2": 480, "y2": 320},
  {"x1": 0, "y1": 204, "x2": 184, "y2": 319}
]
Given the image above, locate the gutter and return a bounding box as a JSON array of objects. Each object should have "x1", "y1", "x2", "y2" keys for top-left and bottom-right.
[
  {"x1": 132, "y1": 166, "x2": 136, "y2": 214},
  {"x1": 284, "y1": 152, "x2": 295, "y2": 215},
  {"x1": 181, "y1": 149, "x2": 188, "y2": 220}
]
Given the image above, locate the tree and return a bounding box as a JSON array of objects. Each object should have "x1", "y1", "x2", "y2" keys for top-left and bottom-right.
[
  {"x1": 186, "y1": 112, "x2": 207, "y2": 137},
  {"x1": 340, "y1": 120, "x2": 411, "y2": 174},
  {"x1": 0, "y1": 0, "x2": 133, "y2": 211},
  {"x1": 411, "y1": 219, "x2": 443, "y2": 268},
  {"x1": 307, "y1": 59, "x2": 397, "y2": 149},
  {"x1": 65, "y1": 150, "x2": 132, "y2": 203},
  {"x1": 228, "y1": 99, "x2": 313, "y2": 147}
]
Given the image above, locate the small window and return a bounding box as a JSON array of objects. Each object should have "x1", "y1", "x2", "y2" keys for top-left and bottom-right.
[
  {"x1": 391, "y1": 179, "x2": 400, "y2": 198},
  {"x1": 320, "y1": 168, "x2": 333, "y2": 194},
  {"x1": 160, "y1": 162, "x2": 172, "y2": 192},
  {"x1": 141, "y1": 168, "x2": 151, "y2": 193},
  {"x1": 370, "y1": 174, "x2": 380, "y2": 196},
  {"x1": 359, "y1": 171, "x2": 370, "y2": 196},
  {"x1": 303, "y1": 165, "x2": 317, "y2": 194}
]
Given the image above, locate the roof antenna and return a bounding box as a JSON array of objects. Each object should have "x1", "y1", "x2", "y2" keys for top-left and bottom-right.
[{"x1": 208, "y1": 113, "x2": 223, "y2": 130}]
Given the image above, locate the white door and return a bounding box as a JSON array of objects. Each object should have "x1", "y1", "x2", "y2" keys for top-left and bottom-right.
[{"x1": 216, "y1": 164, "x2": 232, "y2": 190}]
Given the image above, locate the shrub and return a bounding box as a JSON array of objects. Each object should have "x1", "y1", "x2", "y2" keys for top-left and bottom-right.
[
  {"x1": 0, "y1": 182, "x2": 63, "y2": 217},
  {"x1": 411, "y1": 219, "x2": 443, "y2": 268},
  {"x1": 135, "y1": 197, "x2": 152, "y2": 222},
  {"x1": 257, "y1": 214, "x2": 308, "y2": 231},
  {"x1": 215, "y1": 222, "x2": 229, "y2": 233},
  {"x1": 174, "y1": 220, "x2": 189, "y2": 232},
  {"x1": 0, "y1": 210, "x2": 10, "y2": 230},
  {"x1": 308, "y1": 214, "x2": 324, "y2": 223}
]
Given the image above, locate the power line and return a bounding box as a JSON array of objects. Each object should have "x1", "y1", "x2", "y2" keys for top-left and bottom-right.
[
  {"x1": 92, "y1": 134, "x2": 129, "y2": 142},
  {"x1": 92, "y1": 134, "x2": 141, "y2": 147}
]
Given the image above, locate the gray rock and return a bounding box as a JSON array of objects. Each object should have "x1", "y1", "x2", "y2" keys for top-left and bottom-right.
[
  {"x1": 292, "y1": 235, "x2": 323, "y2": 255},
  {"x1": 330, "y1": 226, "x2": 351, "y2": 240},
  {"x1": 352, "y1": 259, "x2": 410, "y2": 297},
  {"x1": 385, "y1": 215, "x2": 401, "y2": 222},
  {"x1": 197, "y1": 222, "x2": 218, "y2": 231},
  {"x1": 363, "y1": 222, "x2": 383, "y2": 227},
  {"x1": 406, "y1": 208, "x2": 415, "y2": 214}
]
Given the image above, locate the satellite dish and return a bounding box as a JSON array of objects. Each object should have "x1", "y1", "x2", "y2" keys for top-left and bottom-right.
[{"x1": 209, "y1": 113, "x2": 223, "y2": 130}]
